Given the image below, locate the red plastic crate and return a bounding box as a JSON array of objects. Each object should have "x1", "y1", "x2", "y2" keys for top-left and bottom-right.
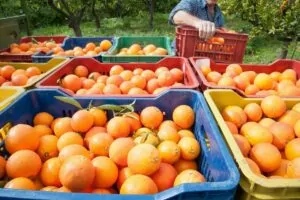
[
  {"x1": 176, "y1": 26, "x2": 248, "y2": 63},
  {"x1": 37, "y1": 57, "x2": 199, "y2": 97},
  {"x1": 190, "y1": 57, "x2": 300, "y2": 97},
  {"x1": 0, "y1": 36, "x2": 68, "y2": 62}
]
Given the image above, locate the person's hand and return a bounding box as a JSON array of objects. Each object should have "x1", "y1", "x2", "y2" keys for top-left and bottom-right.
[{"x1": 194, "y1": 20, "x2": 216, "y2": 40}]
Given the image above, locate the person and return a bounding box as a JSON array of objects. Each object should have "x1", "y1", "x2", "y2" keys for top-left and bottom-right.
[{"x1": 169, "y1": 0, "x2": 224, "y2": 40}]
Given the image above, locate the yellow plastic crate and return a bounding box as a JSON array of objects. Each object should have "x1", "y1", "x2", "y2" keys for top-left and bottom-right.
[
  {"x1": 0, "y1": 58, "x2": 68, "y2": 89},
  {"x1": 204, "y1": 89, "x2": 300, "y2": 200},
  {"x1": 0, "y1": 87, "x2": 24, "y2": 111}
]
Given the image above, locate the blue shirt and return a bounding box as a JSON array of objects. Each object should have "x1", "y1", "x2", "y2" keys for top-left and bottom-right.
[{"x1": 169, "y1": 0, "x2": 224, "y2": 28}]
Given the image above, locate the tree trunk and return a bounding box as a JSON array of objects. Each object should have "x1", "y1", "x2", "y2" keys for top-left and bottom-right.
[
  {"x1": 92, "y1": 0, "x2": 100, "y2": 31},
  {"x1": 278, "y1": 41, "x2": 290, "y2": 59},
  {"x1": 69, "y1": 20, "x2": 82, "y2": 37},
  {"x1": 148, "y1": 0, "x2": 154, "y2": 29},
  {"x1": 20, "y1": 0, "x2": 32, "y2": 36}
]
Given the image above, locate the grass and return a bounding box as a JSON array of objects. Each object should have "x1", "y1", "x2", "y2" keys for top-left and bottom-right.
[{"x1": 30, "y1": 13, "x2": 300, "y2": 64}]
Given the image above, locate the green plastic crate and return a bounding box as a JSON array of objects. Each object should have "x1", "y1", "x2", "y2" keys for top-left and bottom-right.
[{"x1": 102, "y1": 36, "x2": 174, "y2": 63}]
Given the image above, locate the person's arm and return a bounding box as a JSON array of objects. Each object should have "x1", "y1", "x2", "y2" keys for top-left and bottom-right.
[{"x1": 173, "y1": 10, "x2": 216, "y2": 40}]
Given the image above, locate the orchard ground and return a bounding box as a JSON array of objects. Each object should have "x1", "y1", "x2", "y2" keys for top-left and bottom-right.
[{"x1": 28, "y1": 13, "x2": 300, "y2": 64}]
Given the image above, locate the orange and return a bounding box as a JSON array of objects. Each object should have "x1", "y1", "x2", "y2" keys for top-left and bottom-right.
[
  {"x1": 4, "y1": 177, "x2": 36, "y2": 190},
  {"x1": 292, "y1": 103, "x2": 300, "y2": 113},
  {"x1": 225, "y1": 121, "x2": 239, "y2": 134},
  {"x1": 178, "y1": 137, "x2": 200, "y2": 160},
  {"x1": 245, "y1": 84, "x2": 260, "y2": 95},
  {"x1": 37, "y1": 135, "x2": 58, "y2": 161},
  {"x1": 11, "y1": 74, "x2": 28, "y2": 86},
  {"x1": 280, "y1": 69, "x2": 297, "y2": 83},
  {"x1": 26, "y1": 66, "x2": 41, "y2": 78},
  {"x1": 261, "y1": 95, "x2": 286, "y2": 118},
  {"x1": 157, "y1": 71, "x2": 175, "y2": 87},
  {"x1": 110, "y1": 65, "x2": 124, "y2": 76},
  {"x1": 120, "y1": 174, "x2": 158, "y2": 194},
  {"x1": 88, "y1": 133, "x2": 113, "y2": 156},
  {"x1": 76, "y1": 89, "x2": 87, "y2": 96},
  {"x1": 143, "y1": 44, "x2": 156, "y2": 54},
  {"x1": 173, "y1": 105, "x2": 194, "y2": 129},
  {"x1": 85, "y1": 43, "x2": 96, "y2": 51},
  {"x1": 34, "y1": 125, "x2": 53, "y2": 137},
  {"x1": 217, "y1": 76, "x2": 236, "y2": 87},
  {"x1": 245, "y1": 158, "x2": 261, "y2": 175},
  {"x1": 285, "y1": 138, "x2": 300, "y2": 160},
  {"x1": 157, "y1": 126, "x2": 180, "y2": 143},
  {"x1": 97, "y1": 75, "x2": 108, "y2": 84},
  {"x1": 84, "y1": 126, "x2": 107, "y2": 146},
  {"x1": 109, "y1": 137, "x2": 135, "y2": 167},
  {"x1": 74, "y1": 65, "x2": 89, "y2": 77},
  {"x1": 151, "y1": 163, "x2": 177, "y2": 192},
  {"x1": 200, "y1": 65, "x2": 211, "y2": 77},
  {"x1": 233, "y1": 75, "x2": 250, "y2": 91},
  {"x1": 128, "y1": 88, "x2": 148, "y2": 95},
  {"x1": 233, "y1": 134, "x2": 251, "y2": 157},
  {"x1": 124, "y1": 112, "x2": 142, "y2": 132},
  {"x1": 133, "y1": 68, "x2": 144, "y2": 75},
  {"x1": 56, "y1": 186, "x2": 71, "y2": 192},
  {"x1": 88, "y1": 72, "x2": 101, "y2": 81},
  {"x1": 174, "y1": 169, "x2": 206, "y2": 186},
  {"x1": 33, "y1": 177, "x2": 44, "y2": 190},
  {"x1": 120, "y1": 81, "x2": 135, "y2": 94},
  {"x1": 178, "y1": 130, "x2": 195, "y2": 138},
  {"x1": 59, "y1": 144, "x2": 92, "y2": 161},
  {"x1": 120, "y1": 70, "x2": 134, "y2": 81},
  {"x1": 92, "y1": 188, "x2": 113, "y2": 194},
  {"x1": 153, "y1": 87, "x2": 168, "y2": 95},
  {"x1": 59, "y1": 155, "x2": 95, "y2": 192},
  {"x1": 269, "y1": 122, "x2": 295, "y2": 150},
  {"x1": 33, "y1": 112, "x2": 54, "y2": 126},
  {"x1": 53, "y1": 117, "x2": 73, "y2": 138},
  {"x1": 140, "y1": 106, "x2": 164, "y2": 129},
  {"x1": 62, "y1": 74, "x2": 82, "y2": 92},
  {"x1": 157, "y1": 141, "x2": 180, "y2": 164},
  {"x1": 5, "y1": 124, "x2": 39, "y2": 154},
  {"x1": 259, "y1": 118, "x2": 276, "y2": 128},
  {"x1": 250, "y1": 143, "x2": 281, "y2": 173},
  {"x1": 244, "y1": 103, "x2": 262, "y2": 122},
  {"x1": 286, "y1": 157, "x2": 300, "y2": 178},
  {"x1": 170, "y1": 68, "x2": 184, "y2": 83},
  {"x1": 240, "y1": 122, "x2": 273, "y2": 145},
  {"x1": 107, "y1": 117, "x2": 131, "y2": 138},
  {"x1": 159, "y1": 120, "x2": 180, "y2": 131},
  {"x1": 117, "y1": 167, "x2": 133, "y2": 190},
  {"x1": 270, "y1": 72, "x2": 282, "y2": 82},
  {"x1": 221, "y1": 106, "x2": 245, "y2": 128},
  {"x1": 254, "y1": 73, "x2": 274, "y2": 90},
  {"x1": 226, "y1": 64, "x2": 243, "y2": 75},
  {"x1": 131, "y1": 75, "x2": 147, "y2": 89},
  {"x1": 6, "y1": 150, "x2": 42, "y2": 179},
  {"x1": 71, "y1": 110, "x2": 94, "y2": 133},
  {"x1": 294, "y1": 120, "x2": 300, "y2": 138},
  {"x1": 92, "y1": 156, "x2": 118, "y2": 188},
  {"x1": 0, "y1": 156, "x2": 6, "y2": 179},
  {"x1": 127, "y1": 144, "x2": 161, "y2": 175},
  {"x1": 100, "y1": 40, "x2": 112, "y2": 51},
  {"x1": 88, "y1": 108, "x2": 106, "y2": 127},
  {"x1": 1, "y1": 65, "x2": 15, "y2": 79},
  {"x1": 40, "y1": 157, "x2": 62, "y2": 187},
  {"x1": 146, "y1": 78, "x2": 160, "y2": 94},
  {"x1": 269, "y1": 159, "x2": 289, "y2": 177},
  {"x1": 240, "y1": 71, "x2": 256, "y2": 83},
  {"x1": 279, "y1": 110, "x2": 300, "y2": 127},
  {"x1": 279, "y1": 85, "x2": 300, "y2": 96},
  {"x1": 57, "y1": 132, "x2": 84, "y2": 151},
  {"x1": 127, "y1": 44, "x2": 142, "y2": 55},
  {"x1": 174, "y1": 159, "x2": 197, "y2": 173},
  {"x1": 141, "y1": 70, "x2": 156, "y2": 81},
  {"x1": 82, "y1": 79, "x2": 96, "y2": 89},
  {"x1": 40, "y1": 186, "x2": 58, "y2": 191},
  {"x1": 103, "y1": 84, "x2": 121, "y2": 95},
  {"x1": 155, "y1": 67, "x2": 169, "y2": 76}
]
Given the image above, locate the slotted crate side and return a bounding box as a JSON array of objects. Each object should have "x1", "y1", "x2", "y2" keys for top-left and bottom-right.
[
  {"x1": 0, "y1": 89, "x2": 239, "y2": 200},
  {"x1": 102, "y1": 36, "x2": 174, "y2": 63},
  {"x1": 37, "y1": 57, "x2": 199, "y2": 96},
  {"x1": 176, "y1": 26, "x2": 248, "y2": 63},
  {"x1": 32, "y1": 37, "x2": 115, "y2": 63},
  {"x1": 204, "y1": 89, "x2": 300, "y2": 200},
  {"x1": 190, "y1": 57, "x2": 300, "y2": 97}
]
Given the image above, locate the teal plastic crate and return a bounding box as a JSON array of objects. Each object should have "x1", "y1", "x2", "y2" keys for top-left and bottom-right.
[{"x1": 102, "y1": 36, "x2": 174, "y2": 63}]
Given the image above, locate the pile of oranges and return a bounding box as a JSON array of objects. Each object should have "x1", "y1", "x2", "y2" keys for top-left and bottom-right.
[
  {"x1": 223, "y1": 95, "x2": 300, "y2": 178},
  {"x1": 52, "y1": 40, "x2": 112, "y2": 57},
  {"x1": 0, "y1": 65, "x2": 42, "y2": 86},
  {"x1": 60, "y1": 65, "x2": 184, "y2": 96},
  {"x1": 200, "y1": 64, "x2": 300, "y2": 96},
  {"x1": 117, "y1": 44, "x2": 168, "y2": 56},
  {"x1": 0, "y1": 104, "x2": 205, "y2": 194},
  {"x1": 0, "y1": 41, "x2": 61, "y2": 55}
]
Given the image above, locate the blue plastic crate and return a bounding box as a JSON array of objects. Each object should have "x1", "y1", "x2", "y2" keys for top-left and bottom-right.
[
  {"x1": 32, "y1": 37, "x2": 115, "y2": 63},
  {"x1": 0, "y1": 89, "x2": 239, "y2": 200}
]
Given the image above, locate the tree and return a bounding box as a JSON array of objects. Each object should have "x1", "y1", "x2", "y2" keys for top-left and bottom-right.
[
  {"x1": 220, "y1": 0, "x2": 300, "y2": 58},
  {"x1": 48, "y1": 0, "x2": 91, "y2": 36},
  {"x1": 144, "y1": 0, "x2": 155, "y2": 29},
  {"x1": 91, "y1": 0, "x2": 100, "y2": 31}
]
